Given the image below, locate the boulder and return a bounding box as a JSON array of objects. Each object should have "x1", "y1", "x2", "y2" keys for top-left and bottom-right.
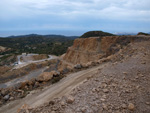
[
  {"x1": 67, "y1": 96, "x2": 75, "y2": 104},
  {"x1": 86, "y1": 61, "x2": 92, "y2": 67},
  {"x1": 128, "y1": 103, "x2": 135, "y2": 110},
  {"x1": 34, "y1": 82, "x2": 39, "y2": 88},
  {"x1": 1, "y1": 89, "x2": 8, "y2": 96},
  {"x1": 81, "y1": 63, "x2": 89, "y2": 68},
  {"x1": 37, "y1": 71, "x2": 58, "y2": 82},
  {"x1": 66, "y1": 65, "x2": 74, "y2": 72},
  {"x1": 19, "y1": 81, "x2": 28, "y2": 89},
  {"x1": 74, "y1": 64, "x2": 82, "y2": 69},
  {"x1": 4, "y1": 95, "x2": 10, "y2": 101}
]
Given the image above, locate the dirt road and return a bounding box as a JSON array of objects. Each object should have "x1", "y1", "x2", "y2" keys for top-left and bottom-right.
[{"x1": 0, "y1": 62, "x2": 109, "y2": 113}]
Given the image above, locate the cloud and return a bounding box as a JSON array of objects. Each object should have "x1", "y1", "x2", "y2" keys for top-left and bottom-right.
[
  {"x1": 1, "y1": 0, "x2": 150, "y2": 20},
  {"x1": 0, "y1": 0, "x2": 150, "y2": 32}
]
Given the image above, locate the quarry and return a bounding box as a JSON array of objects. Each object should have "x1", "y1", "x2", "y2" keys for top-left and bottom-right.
[{"x1": 0, "y1": 32, "x2": 150, "y2": 113}]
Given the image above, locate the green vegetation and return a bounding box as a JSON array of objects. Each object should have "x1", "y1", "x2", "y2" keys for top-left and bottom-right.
[
  {"x1": 0, "y1": 34, "x2": 77, "y2": 55},
  {"x1": 137, "y1": 32, "x2": 150, "y2": 36},
  {"x1": 80, "y1": 31, "x2": 115, "y2": 38}
]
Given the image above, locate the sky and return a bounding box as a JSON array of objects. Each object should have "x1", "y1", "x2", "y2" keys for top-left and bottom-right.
[{"x1": 0, "y1": 0, "x2": 150, "y2": 36}]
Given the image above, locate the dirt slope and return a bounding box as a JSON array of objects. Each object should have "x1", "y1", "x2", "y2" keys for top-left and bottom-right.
[
  {"x1": 63, "y1": 35, "x2": 147, "y2": 64},
  {"x1": 19, "y1": 39, "x2": 150, "y2": 113}
]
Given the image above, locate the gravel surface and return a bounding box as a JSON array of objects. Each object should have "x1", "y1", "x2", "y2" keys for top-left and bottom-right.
[{"x1": 23, "y1": 40, "x2": 150, "y2": 113}]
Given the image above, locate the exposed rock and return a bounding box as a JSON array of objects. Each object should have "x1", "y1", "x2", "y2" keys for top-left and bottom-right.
[
  {"x1": 0, "y1": 101, "x2": 3, "y2": 105},
  {"x1": 63, "y1": 36, "x2": 140, "y2": 64},
  {"x1": 81, "y1": 63, "x2": 89, "y2": 68},
  {"x1": 81, "y1": 107, "x2": 86, "y2": 112},
  {"x1": 1, "y1": 89, "x2": 8, "y2": 96},
  {"x1": 49, "y1": 100, "x2": 55, "y2": 105},
  {"x1": 122, "y1": 104, "x2": 127, "y2": 109},
  {"x1": 9, "y1": 97, "x2": 14, "y2": 101},
  {"x1": 103, "y1": 89, "x2": 109, "y2": 93},
  {"x1": 74, "y1": 64, "x2": 82, "y2": 69},
  {"x1": 37, "y1": 71, "x2": 57, "y2": 82},
  {"x1": 128, "y1": 103, "x2": 135, "y2": 110},
  {"x1": 66, "y1": 65, "x2": 74, "y2": 72},
  {"x1": 123, "y1": 72, "x2": 128, "y2": 75},
  {"x1": 102, "y1": 103, "x2": 108, "y2": 110},
  {"x1": 60, "y1": 101, "x2": 65, "y2": 106},
  {"x1": 34, "y1": 82, "x2": 39, "y2": 88},
  {"x1": 4, "y1": 95, "x2": 10, "y2": 101},
  {"x1": 146, "y1": 102, "x2": 150, "y2": 105},
  {"x1": 51, "y1": 111, "x2": 56, "y2": 113},
  {"x1": 100, "y1": 98, "x2": 106, "y2": 102},
  {"x1": 19, "y1": 81, "x2": 28, "y2": 89},
  {"x1": 67, "y1": 96, "x2": 75, "y2": 104}
]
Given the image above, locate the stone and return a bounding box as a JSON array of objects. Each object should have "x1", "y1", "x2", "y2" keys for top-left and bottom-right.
[
  {"x1": 87, "y1": 62, "x2": 92, "y2": 67},
  {"x1": 146, "y1": 102, "x2": 150, "y2": 105},
  {"x1": 101, "y1": 83, "x2": 107, "y2": 88},
  {"x1": 51, "y1": 111, "x2": 56, "y2": 113},
  {"x1": 61, "y1": 101, "x2": 65, "y2": 106},
  {"x1": 128, "y1": 103, "x2": 135, "y2": 110},
  {"x1": 49, "y1": 100, "x2": 55, "y2": 105},
  {"x1": 74, "y1": 64, "x2": 82, "y2": 69},
  {"x1": 1, "y1": 89, "x2": 8, "y2": 96},
  {"x1": 67, "y1": 96, "x2": 75, "y2": 104},
  {"x1": 0, "y1": 101, "x2": 3, "y2": 105},
  {"x1": 141, "y1": 61, "x2": 146, "y2": 64},
  {"x1": 81, "y1": 107, "x2": 86, "y2": 112},
  {"x1": 4, "y1": 95, "x2": 10, "y2": 101},
  {"x1": 81, "y1": 63, "x2": 89, "y2": 68},
  {"x1": 9, "y1": 97, "x2": 14, "y2": 101},
  {"x1": 102, "y1": 104, "x2": 108, "y2": 110},
  {"x1": 66, "y1": 66, "x2": 73, "y2": 72},
  {"x1": 34, "y1": 82, "x2": 39, "y2": 88},
  {"x1": 123, "y1": 72, "x2": 127, "y2": 75},
  {"x1": 103, "y1": 89, "x2": 109, "y2": 93},
  {"x1": 37, "y1": 71, "x2": 56, "y2": 82},
  {"x1": 19, "y1": 81, "x2": 28, "y2": 89},
  {"x1": 102, "y1": 95, "x2": 107, "y2": 99},
  {"x1": 122, "y1": 104, "x2": 127, "y2": 109},
  {"x1": 92, "y1": 88, "x2": 96, "y2": 92},
  {"x1": 100, "y1": 98, "x2": 105, "y2": 102}
]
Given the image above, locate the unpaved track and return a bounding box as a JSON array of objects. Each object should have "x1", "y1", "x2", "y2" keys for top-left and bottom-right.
[{"x1": 0, "y1": 63, "x2": 109, "y2": 113}]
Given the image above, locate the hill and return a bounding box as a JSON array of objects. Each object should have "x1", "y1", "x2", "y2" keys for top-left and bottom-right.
[
  {"x1": 80, "y1": 31, "x2": 115, "y2": 38},
  {"x1": 137, "y1": 32, "x2": 150, "y2": 36},
  {"x1": 0, "y1": 34, "x2": 78, "y2": 55}
]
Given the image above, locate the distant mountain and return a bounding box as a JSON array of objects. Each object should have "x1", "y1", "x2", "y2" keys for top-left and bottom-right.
[
  {"x1": 114, "y1": 32, "x2": 137, "y2": 36},
  {"x1": 80, "y1": 31, "x2": 115, "y2": 38},
  {"x1": 7, "y1": 34, "x2": 78, "y2": 40}
]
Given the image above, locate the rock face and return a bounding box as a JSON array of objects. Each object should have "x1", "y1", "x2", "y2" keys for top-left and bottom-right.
[{"x1": 63, "y1": 36, "x2": 141, "y2": 64}]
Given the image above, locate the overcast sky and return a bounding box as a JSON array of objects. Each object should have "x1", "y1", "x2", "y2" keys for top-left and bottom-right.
[{"x1": 0, "y1": 0, "x2": 150, "y2": 36}]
